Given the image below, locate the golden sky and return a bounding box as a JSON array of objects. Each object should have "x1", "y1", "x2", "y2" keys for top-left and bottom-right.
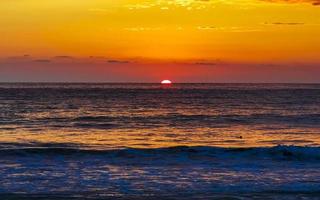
[{"x1": 0, "y1": 0, "x2": 320, "y2": 82}]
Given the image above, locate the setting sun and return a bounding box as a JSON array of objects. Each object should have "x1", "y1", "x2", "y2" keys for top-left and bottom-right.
[{"x1": 161, "y1": 80, "x2": 172, "y2": 84}]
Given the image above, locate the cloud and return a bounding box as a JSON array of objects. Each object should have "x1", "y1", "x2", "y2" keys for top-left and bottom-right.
[
  {"x1": 261, "y1": 0, "x2": 320, "y2": 6},
  {"x1": 189, "y1": 59, "x2": 226, "y2": 66},
  {"x1": 124, "y1": 27, "x2": 162, "y2": 31},
  {"x1": 193, "y1": 62, "x2": 218, "y2": 66},
  {"x1": 264, "y1": 22, "x2": 305, "y2": 25},
  {"x1": 126, "y1": 0, "x2": 212, "y2": 11},
  {"x1": 54, "y1": 56, "x2": 74, "y2": 59},
  {"x1": 89, "y1": 56, "x2": 107, "y2": 59},
  {"x1": 7, "y1": 55, "x2": 31, "y2": 60},
  {"x1": 197, "y1": 26, "x2": 216, "y2": 30},
  {"x1": 33, "y1": 59, "x2": 51, "y2": 63},
  {"x1": 107, "y1": 60, "x2": 130, "y2": 64},
  {"x1": 197, "y1": 26, "x2": 261, "y2": 32},
  {"x1": 126, "y1": 3, "x2": 153, "y2": 10}
]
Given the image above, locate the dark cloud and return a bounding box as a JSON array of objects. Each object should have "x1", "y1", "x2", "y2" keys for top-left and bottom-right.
[
  {"x1": 193, "y1": 62, "x2": 218, "y2": 66},
  {"x1": 262, "y1": 0, "x2": 320, "y2": 6},
  {"x1": 7, "y1": 55, "x2": 31, "y2": 60},
  {"x1": 54, "y1": 56, "x2": 74, "y2": 59},
  {"x1": 107, "y1": 60, "x2": 130, "y2": 64},
  {"x1": 191, "y1": 59, "x2": 224, "y2": 66},
  {"x1": 89, "y1": 56, "x2": 107, "y2": 59},
  {"x1": 33, "y1": 59, "x2": 51, "y2": 63},
  {"x1": 264, "y1": 22, "x2": 305, "y2": 25}
]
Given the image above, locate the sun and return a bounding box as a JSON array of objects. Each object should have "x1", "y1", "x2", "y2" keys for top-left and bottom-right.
[{"x1": 161, "y1": 80, "x2": 172, "y2": 85}]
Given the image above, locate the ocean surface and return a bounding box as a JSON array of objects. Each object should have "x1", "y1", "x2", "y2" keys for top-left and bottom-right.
[{"x1": 0, "y1": 83, "x2": 320, "y2": 199}]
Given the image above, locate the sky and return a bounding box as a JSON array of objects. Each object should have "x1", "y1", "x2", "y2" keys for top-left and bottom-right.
[{"x1": 0, "y1": 0, "x2": 320, "y2": 83}]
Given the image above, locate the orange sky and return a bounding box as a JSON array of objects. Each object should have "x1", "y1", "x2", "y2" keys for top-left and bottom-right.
[{"x1": 0, "y1": 0, "x2": 320, "y2": 82}]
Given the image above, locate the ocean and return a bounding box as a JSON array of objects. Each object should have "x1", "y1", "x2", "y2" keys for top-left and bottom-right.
[{"x1": 0, "y1": 83, "x2": 320, "y2": 199}]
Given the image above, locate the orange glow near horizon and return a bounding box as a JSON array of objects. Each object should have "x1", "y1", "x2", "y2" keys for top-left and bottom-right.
[{"x1": 0, "y1": 0, "x2": 320, "y2": 82}]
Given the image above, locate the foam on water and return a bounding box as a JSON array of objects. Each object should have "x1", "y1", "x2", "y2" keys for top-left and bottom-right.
[
  {"x1": 1, "y1": 144, "x2": 320, "y2": 197},
  {"x1": 1, "y1": 145, "x2": 320, "y2": 163}
]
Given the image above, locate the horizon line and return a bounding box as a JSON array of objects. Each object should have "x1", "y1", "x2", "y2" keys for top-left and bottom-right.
[{"x1": 1, "y1": 82, "x2": 320, "y2": 84}]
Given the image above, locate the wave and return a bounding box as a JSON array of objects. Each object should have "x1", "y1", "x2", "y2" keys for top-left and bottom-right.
[
  {"x1": 9, "y1": 113, "x2": 316, "y2": 130},
  {"x1": 1, "y1": 145, "x2": 320, "y2": 163},
  {"x1": 71, "y1": 114, "x2": 320, "y2": 123}
]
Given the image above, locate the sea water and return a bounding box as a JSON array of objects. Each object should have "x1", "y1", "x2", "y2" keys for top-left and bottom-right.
[{"x1": 0, "y1": 83, "x2": 319, "y2": 199}]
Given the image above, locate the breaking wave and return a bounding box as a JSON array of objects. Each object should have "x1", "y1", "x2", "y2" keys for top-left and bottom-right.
[{"x1": 1, "y1": 145, "x2": 320, "y2": 163}]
